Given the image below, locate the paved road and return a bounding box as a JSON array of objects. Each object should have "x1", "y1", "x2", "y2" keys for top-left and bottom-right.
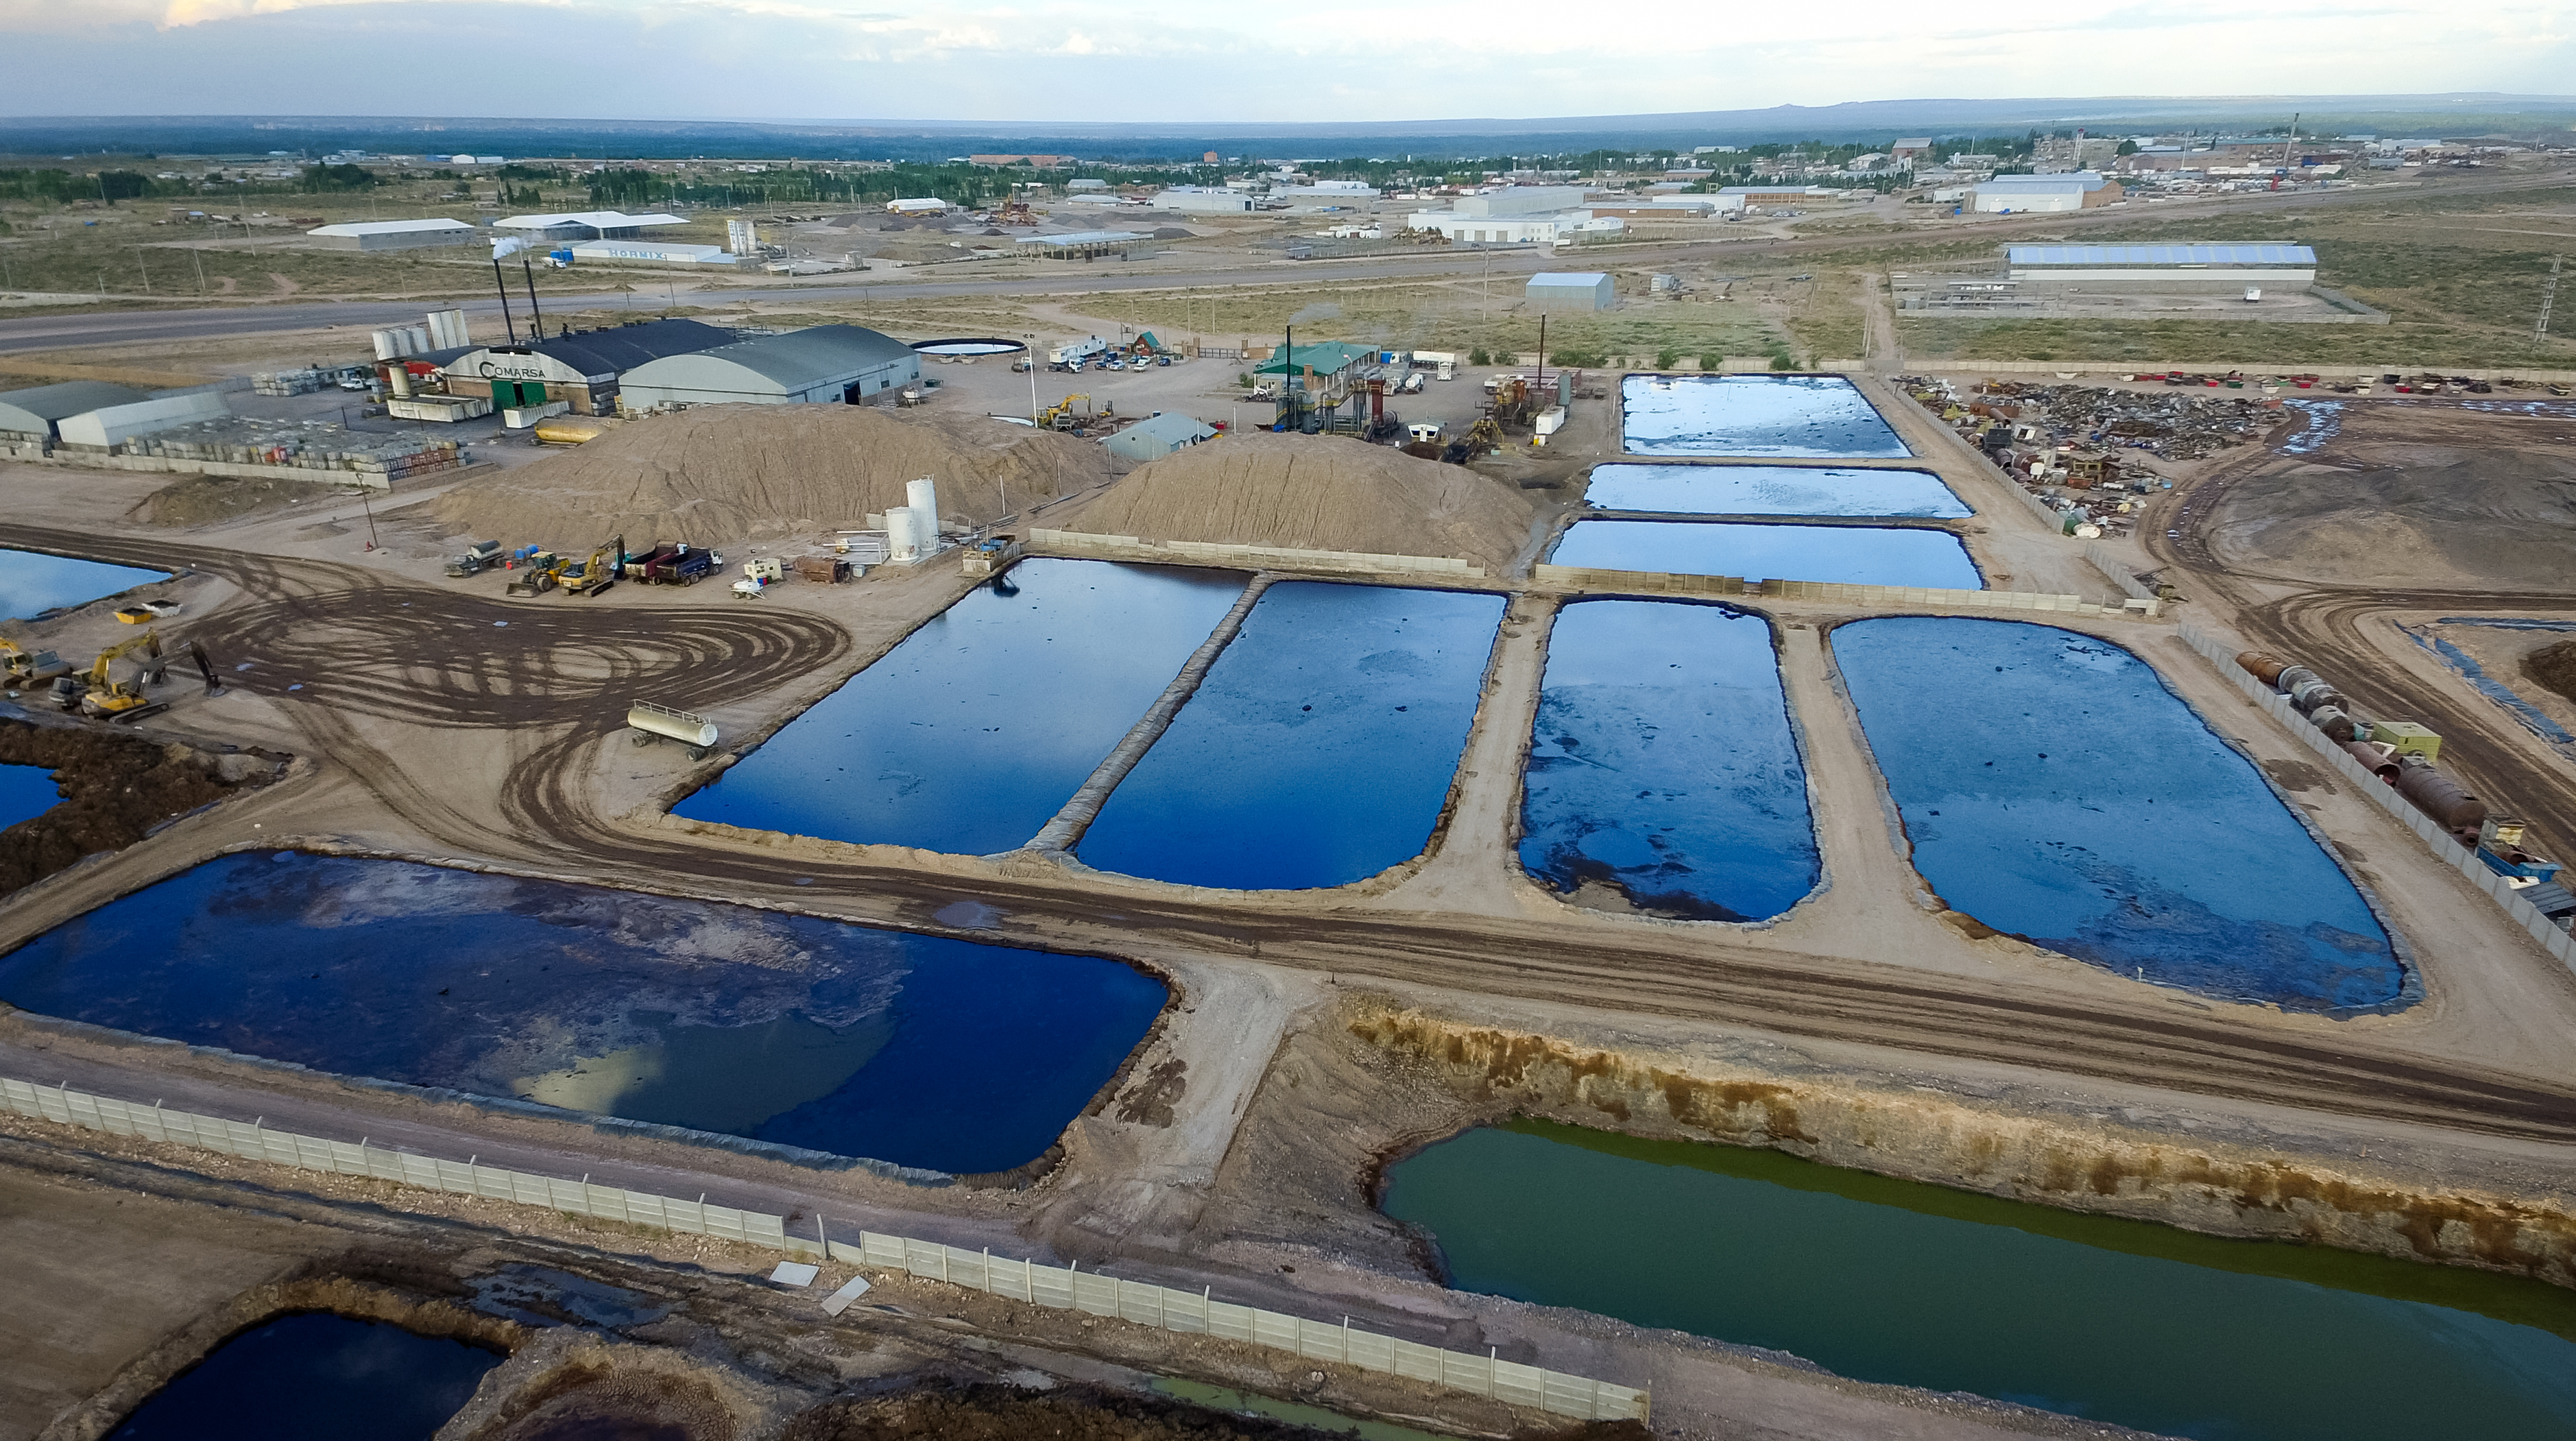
[{"x1": 8, "y1": 169, "x2": 2565, "y2": 356}]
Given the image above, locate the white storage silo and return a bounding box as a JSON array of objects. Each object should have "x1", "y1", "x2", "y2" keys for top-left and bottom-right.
[
  {"x1": 404, "y1": 324, "x2": 430, "y2": 355},
  {"x1": 905, "y1": 477, "x2": 939, "y2": 536},
  {"x1": 884, "y1": 505, "x2": 924, "y2": 563},
  {"x1": 372, "y1": 329, "x2": 402, "y2": 361}
]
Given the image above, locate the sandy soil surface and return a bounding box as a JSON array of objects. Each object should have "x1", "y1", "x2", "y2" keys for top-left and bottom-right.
[{"x1": 2200, "y1": 403, "x2": 2576, "y2": 590}]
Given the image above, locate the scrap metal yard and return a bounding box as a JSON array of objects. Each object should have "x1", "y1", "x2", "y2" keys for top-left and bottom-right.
[{"x1": 4, "y1": 121, "x2": 2576, "y2": 1441}]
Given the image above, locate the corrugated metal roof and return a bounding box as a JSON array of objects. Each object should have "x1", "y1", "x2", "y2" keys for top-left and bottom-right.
[
  {"x1": 466, "y1": 318, "x2": 737, "y2": 379},
  {"x1": 2008, "y1": 244, "x2": 2318, "y2": 266},
  {"x1": 493, "y1": 211, "x2": 687, "y2": 232},
  {"x1": 1017, "y1": 230, "x2": 1151, "y2": 246},
  {"x1": 0, "y1": 380, "x2": 152, "y2": 425},
  {"x1": 684, "y1": 325, "x2": 917, "y2": 389},
  {"x1": 1528, "y1": 272, "x2": 1611, "y2": 287},
  {"x1": 307, "y1": 218, "x2": 474, "y2": 237}
]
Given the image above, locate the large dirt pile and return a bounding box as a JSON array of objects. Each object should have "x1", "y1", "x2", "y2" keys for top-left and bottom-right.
[
  {"x1": 1062, "y1": 432, "x2": 1537, "y2": 571},
  {"x1": 431, "y1": 406, "x2": 1114, "y2": 548},
  {"x1": 2527, "y1": 640, "x2": 2576, "y2": 707},
  {"x1": 2202, "y1": 409, "x2": 2576, "y2": 590}
]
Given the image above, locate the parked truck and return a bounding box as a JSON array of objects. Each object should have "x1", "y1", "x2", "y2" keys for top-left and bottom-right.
[
  {"x1": 1412, "y1": 350, "x2": 1458, "y2": 381},
  {"x1": 444, "y1": 540, "x2": 503, "y2": 577},
  {"x1": 1048, "y1": 335, "x2": 1110, "y2": 370}
]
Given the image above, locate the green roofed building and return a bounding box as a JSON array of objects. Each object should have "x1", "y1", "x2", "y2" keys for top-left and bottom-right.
[{"x1": 1254, "y1": 342, "x2": 1374, "y2": 378}]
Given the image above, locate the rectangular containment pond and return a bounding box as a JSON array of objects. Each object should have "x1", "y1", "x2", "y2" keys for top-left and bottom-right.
[
  {"x1": 1621, "y1": 374, "x2": 1910, "y2": 459},
  {"x1": 1521, "y1": 599, "x2": 1818, "y2": 920},
  {"x1": 107, "y1": 1311, "x2": 504, "y2": 1441},
  {"x1": 1584, "y1": 464, "x2": 1969, "y2": 518},
  {"x1": 0, "y1": 853, "x2": 1168, "y2": 1175},
  {"x1": 1075, "y1": 582, "x2": 1505, "y2": 890},
  {"x1": 1382, "y1": 1121, "x2": 2576, "y2": 1441},
  {"x1": 1552, "y1": 519, "x2": 1983, "y2": 590},
  {"x1": 1831, "y1": 618, "x2": 2401, "y2": 1008},
  {"x1": 2, "y1": 548, "x2": 169, "y2": 620},
  {"x1": 676, "y1": 559, "x2": 1244, "y2": 854},
  {"x1": 0, "y1": 762, "x2": 60, "y2": 830}
]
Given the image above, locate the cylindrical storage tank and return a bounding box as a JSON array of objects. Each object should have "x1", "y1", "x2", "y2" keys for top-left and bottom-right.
[
  {"x1": 405, "y1": 325, "x2": 431, "y2": 355},
  {"x1": 627, "y1": 705, "x2": 718, "y2": 749},
  {"x1": 884, "y1": 505, "x2": 923, "y2": 562},
  {"x1": 2394, "y1": 759, "x2": 2486, "y2": 833},
  {"x1": 2236, "y1": 652, "x2": 2287, "y2": 687},
  {"x1": 906, "y1": 476, "x2": 939, "y2": 529},
  {"x1": 429, "y1": 308, "x2": 468, "y2": 349},
  {"x1": 372, "y1": 329, "x2": 401, "y2": 361},
  {"x1": 2276, "y1": 665, "x2": 2321, "y2": 696},
  {"x1": 2309, "y1": 705, "x2": 2358, "y2": 743},
  {"x1": 2344, "y1": 741, "x2": 2400, "y2": 780},
  {"x1": 389, "y1": 366, "x2": 413, "y2": 398},
  {"x1": 2289, "y1": 678, "x2": 2346, "y2": 714}
]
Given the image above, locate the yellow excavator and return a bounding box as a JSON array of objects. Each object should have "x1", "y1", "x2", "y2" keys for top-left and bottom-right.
[
  {"x1": 1040, "y1": 394, "x2": 1106, "y2": 430},
  {"x1": 560, "y1": 534, "x2": 625, "y2": 598},
  {"x1": 74, "y1": 629, "x2": 167, "y2": 722}
]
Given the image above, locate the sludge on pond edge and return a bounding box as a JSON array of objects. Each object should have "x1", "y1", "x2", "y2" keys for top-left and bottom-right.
[{"x1": 0, "y1": 845, "x2": 1181, "y2": 1187}]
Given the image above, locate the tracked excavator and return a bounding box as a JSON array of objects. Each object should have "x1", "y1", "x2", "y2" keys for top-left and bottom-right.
[
  {"x1": 71, "y1": 629, "x2": 168, "y2": 722},
  {"x1": 562, "y1": 534, "x2": 625, "y2": 598}
]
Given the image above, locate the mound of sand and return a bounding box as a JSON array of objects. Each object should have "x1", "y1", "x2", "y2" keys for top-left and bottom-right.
[
  {"x1": 1062, "y1": 432, "x2": 1537, "y2": 571},
  {"x1": 2528, "y1": 640, "x2": 2576, "y2": 708},
  {"x1": 431, "y1": 405, "x2": 1114, "y2": 549},
  {"x1": 2203, "y1": 409, "x2": 2576, "y2": 590}
]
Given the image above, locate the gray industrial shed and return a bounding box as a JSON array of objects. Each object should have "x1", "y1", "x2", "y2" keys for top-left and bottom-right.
[
  {"x1": 1526, "y1": 272, "x2": 1615, "y2": 311},
  {"x1": 1104, "y1": 411, "x2": 1217, "y2": 462},
  {"x1": 619, "y1": 325, "x2": 922, "y2": 407},
  {"x1": 0, "y1": 381, "x2": 152, "y2": 440}
]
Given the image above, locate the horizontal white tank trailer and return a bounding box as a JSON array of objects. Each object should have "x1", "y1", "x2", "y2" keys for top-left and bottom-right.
[{"x1": 627, "y1": 699, "x2": 719, "y2": 760}]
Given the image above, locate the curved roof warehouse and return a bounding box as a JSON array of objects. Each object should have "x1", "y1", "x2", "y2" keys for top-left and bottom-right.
[
  {"x1": 440, "y1": 318, "x2": 738, "y2": 414},
  {"x1": 2006, "y1": 243, "x2": 2318, "y2": 293},
  {"x1": 620, "y1": 326, "x2": 923, "y2": 407}
]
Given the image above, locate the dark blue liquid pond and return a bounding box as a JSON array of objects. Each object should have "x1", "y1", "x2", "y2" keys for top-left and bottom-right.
[
  {"x1": 1832, "y1": 619, "x2": 2400, "y2": 1008},
  {"x1": 0, "y1": 853, "x2": 1168, "y2": 1174},
  {"x1": 1521, "y1": 601, "x2": 1817, "y2": 920},
  {"x1": 1622, "y1": 374, "x2": 1910, "y2": 458},
  {"x1": 2, "y1": 548, "x2": 169, "y2": 620},
  {"x1": 1585, "y1": 464, "x2": 1969, "y2": 518},
  {"x1": 1076, "y1": 582, "x2": 1505, "y2": 890},
  {"x1": 109, "y1": 1312, "x2": 503, "y2": 1441},
  {"x1": 1552, "y1": 519, "x2": 1982, "y2": 590},
  {"x1": 0, "y1": 762, "x2": 60, "y2": 830},
  {"x1": 676, "y1": 560, "x2": 1244, "y2": 855},
  {"x1": 1383, "y1": 1123, "x2": 2576, "y2": 1441}
]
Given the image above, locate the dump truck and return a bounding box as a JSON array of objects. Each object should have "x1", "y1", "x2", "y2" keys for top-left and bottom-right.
[
  {"x1": 1, "y1": 639, "x2": 72, "y2": 689},
  {"x1": 444, "y1": 540, "x2": 503, "y2": 577}
]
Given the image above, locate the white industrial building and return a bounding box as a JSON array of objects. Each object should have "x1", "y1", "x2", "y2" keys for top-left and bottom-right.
[
  {"x1": 1973, "y1": 172, "x2": 2123, "y2": 213},
  {"x1": 886, "y1": 198, "x2": 950, "y2": 215},
  {"x1": 0, "y1": 381, "x2": 152, "y2": 442},
  {"x1": 1152, "y1": 187, "x2": 1255, "y2": 213},
  {"x1": 2006, "y1": 243, "x2": 2318, "y2": 294},
  {"x1": 565, "y1": 240, "x2": 741, "y2": 267},
  {"x1": 1407, "y1": 186, "x2": 1619, "y2": 245},
  {"x1": 306, "y1": 218, "x2": 478, "y2": 252},
  {"x1": 54, "y1": 392, "x2": 230, "y2": 450},
  {"x1": 619, "y1": 325, "x2": 922, "y2": 408},
  {"x1": 1709, "y1": 185, "x2": 1848, "y2": 213},
  {"x1": 441, "y1": 318, "x2": 739, "y2": 414},
  {"x1": 1273, "y1": 181, "x2": 1380, "y2": 198},
  {"x1": 1526, "y1": 272, "x2": 1615, "y2": 311},
  {"x1": 492, "y1": 210, "x2": 688, "y2": 240}
]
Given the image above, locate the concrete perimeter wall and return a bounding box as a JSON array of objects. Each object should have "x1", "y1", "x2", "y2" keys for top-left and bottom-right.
[
  {"x1": 2175, "y1": 622, "x2": 2576, "y2": 970},
  {"x1": 0, "y1": 1075, "x2": 1646, "y2": 1424},
  {"x1": 1027, "y1": 528, "x2": 1487, "y2": 581}
]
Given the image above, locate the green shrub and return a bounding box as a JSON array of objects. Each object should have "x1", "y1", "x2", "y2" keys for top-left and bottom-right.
[{"x1": 1467, "y1": 346, "x2": 1490, "y2": 366}]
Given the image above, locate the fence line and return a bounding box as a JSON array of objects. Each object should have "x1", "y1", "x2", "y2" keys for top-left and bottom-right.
[
  {"x1": 0, "y1": 1076, "x2": 1646, "y2": 1424},
  {"x1": 2085, "y1": 543, "x2": 2165, "y2": 616},
  {"x1": 2174, "y1": 622, "x2": 2576, "y2": 970},
  {"x1": 1027, "y1": 529, "x2": 1486, "y2": 580}
]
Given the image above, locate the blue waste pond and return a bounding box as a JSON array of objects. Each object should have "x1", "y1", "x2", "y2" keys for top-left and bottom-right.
[
  {"x1": 1831, "y1": 619, "x2": 2401, "y2": 1008},
  {"x1": 1521, "y1": 600, "x2": 1817, "y2": 920},
  {"x1": 1, "y1": 548, "x2": 169, "y2": 620},
  {"x1": 1552, "y1": 519, "x2": 1983, "y2": 590},
  {"x1": 1384, "y1": 1121, "x2": 2576, "y2": 1441},
  {"x1": 108, "y1": 1312, "x2": 503, "y2": 1441},
  {"x1": 0, "y1": 762, "x2": 60, "y2": 830},
  {"x1": 1621, "y1": 374, "x2": 1910, "y2": 458},
  {"x1": 0, "y1": 853, "x2": 1168, "y2": 1174},
  {"x1": 1585, "y1": 464, "x2": 1969, "y2": 518},
  {"x1": 677, "y1": 559, "x2": 1244, "y2": 855},
  {"x1": 1076, "y1": 582, "x2": 1505, "y2": 890}
]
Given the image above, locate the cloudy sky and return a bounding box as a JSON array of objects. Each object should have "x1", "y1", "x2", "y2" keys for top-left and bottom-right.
[{"x1": 3, "y1": 0, "x2": 2571, "y2": 122}]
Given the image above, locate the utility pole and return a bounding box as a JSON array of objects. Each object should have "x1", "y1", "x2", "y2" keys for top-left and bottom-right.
[{"x1": 2540, "y1": 255, "x2": 2562, "y2": 345}]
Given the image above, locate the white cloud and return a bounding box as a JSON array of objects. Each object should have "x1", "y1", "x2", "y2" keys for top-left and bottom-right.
[{"x1": 0, "y1": 0, "x2": 2566, "y2": 121}]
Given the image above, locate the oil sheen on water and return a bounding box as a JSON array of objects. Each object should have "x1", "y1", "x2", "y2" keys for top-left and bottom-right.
[
  {"x1": 1076, "y1": 582, "x2": 1505, "y2": 890},
  {"x1": 1552, "y1": 519, "x2": 1983, "y2": 590},
  {"x1": 675, "y1": 559, "x2": 1244, "y2": 854},
  {"x1": 1520, "y1": 599, "x2": 1818, "y2": 920},
  {"x1": 1620, "y1": 374, "x2": 1911, "y2": 458},
  {"x1": 0, "y1": 853, "x2": 1166, "y2": 1174},
  {"x1": 1382, "y1": 1121, "x2": 2576, "y2": 1441},
  {"x1": 1831, "y1": 618, "x2": 2400, "y2": 1008},
  {"x1": 1584, "y1": 464, "x2": 1970, "y2": 518}
]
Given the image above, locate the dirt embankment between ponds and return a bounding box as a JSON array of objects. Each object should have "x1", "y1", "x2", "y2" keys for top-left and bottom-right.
[
  {"x1": 0, "y1": 717, "x2": 287, "y2": 896},
  {"x1": 1349, "y1": 1004, "x2": 2576, "y2": 1288}
]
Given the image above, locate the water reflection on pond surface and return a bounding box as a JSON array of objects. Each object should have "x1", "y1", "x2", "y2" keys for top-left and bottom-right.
[
  {"x1": 1621, "y1": 375, "x2": 1910, "y2": 459},
  {"x1": 1585, "y1": 464, "x2": 1969, "y2": 517},
  {"x1": 108, "y1": 1312, "x2": 503, "y2": 1441},
  {"x1": 0, "y1": 853, "x2": 1167, "y2": 1174},
  {"x1": 1, "y1": 547, "x2": 169, "y2": 620},
  {"x1": 1552, "y1": 519, "x2": 1983, "y2": 590}
]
